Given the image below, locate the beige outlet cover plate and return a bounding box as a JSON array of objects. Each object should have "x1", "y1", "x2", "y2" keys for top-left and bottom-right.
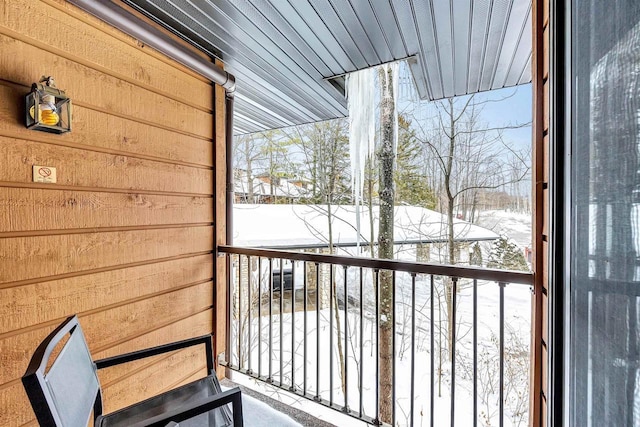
[{"x1": 33, "y1": 165, "x2": 57, "y2": 183}]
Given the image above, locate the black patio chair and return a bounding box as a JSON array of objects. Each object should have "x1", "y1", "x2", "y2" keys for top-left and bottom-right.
[{"x1": 22, "y1": 315, "x2": 243, "y2": 427}]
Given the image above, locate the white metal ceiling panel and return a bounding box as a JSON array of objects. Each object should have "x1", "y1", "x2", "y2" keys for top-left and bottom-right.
[{"x1": 122, "y1": 0, "x2": 532, "y2": 134}]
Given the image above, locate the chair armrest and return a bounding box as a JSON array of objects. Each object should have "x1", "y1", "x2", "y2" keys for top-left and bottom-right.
[
  {"x1": 131, "y1": 387, "x2": 243, "y2": 427},
  {"x1": 94, "y1": 335, "x2": 214, "y2": 373}
]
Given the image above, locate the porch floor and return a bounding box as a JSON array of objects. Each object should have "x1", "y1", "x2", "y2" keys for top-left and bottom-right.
[{"x1": 221, "y1": 378, "x2": 337, "y2": 427}]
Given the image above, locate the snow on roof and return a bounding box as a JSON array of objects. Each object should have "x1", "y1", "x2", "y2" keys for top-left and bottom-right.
[{"x1": 233, "y1": 204, "x2": 499, "y2": 248}]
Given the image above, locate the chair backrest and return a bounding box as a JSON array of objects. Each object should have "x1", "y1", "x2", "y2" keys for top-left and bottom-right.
[{"x1": 22, "y1": 316, "x2": 102, "y2": 427}]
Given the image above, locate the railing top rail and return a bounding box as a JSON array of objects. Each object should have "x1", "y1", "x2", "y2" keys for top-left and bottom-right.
[{"x1": 218, "y1": 245, "x2": 533, "y2": 285}]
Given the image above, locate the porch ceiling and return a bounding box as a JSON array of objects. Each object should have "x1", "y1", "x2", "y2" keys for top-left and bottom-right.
[{"x1": 121, "y1": 0, "x2": 532, "y2": 134}]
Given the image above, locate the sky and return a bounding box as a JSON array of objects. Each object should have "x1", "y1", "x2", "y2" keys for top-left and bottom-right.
[
  {"x1": 236, "y1": 62, "x2": 533, "y2": 196},
  {"x1": 471, "y1": 84, "x2": 533, "y2": 151},
  {"x1": 394, "y1": 60, "x2": 533, "y2": 152}
]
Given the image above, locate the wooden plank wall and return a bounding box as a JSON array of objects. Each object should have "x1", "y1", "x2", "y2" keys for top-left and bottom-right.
[
  {"x1": 0, "y1": 1, "x2": 223, "y2": 424},
  {"x1": 531, "y1": 0, "x2": 550, "y2": 426}
]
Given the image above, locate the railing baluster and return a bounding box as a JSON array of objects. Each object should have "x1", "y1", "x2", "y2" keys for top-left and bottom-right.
[
  {"x1": 451, "y1": 277, "x2": 458, "y2": 427},
  {"x1": 392, "y1": 270, "x2": 396, "y2": 427},
  {"x1": 238, "y1": 255, "x2": 243, "y2": 370},
  {"x1": 499, "y1": 282, "x2": 505, "y2": 427},
  {"x1": 374, "y1": 269, "x2": 380, "y2": 425},
  {"x1": 343, "y1": 264, "x2": 349, "y2": 412},
  {"x1": 410, "y1": 273, "x2": 416, "y2": 426},
  {"x1": 329, "y1": 264, "x2": 334, "y2": 406},
  {"x1": 215, "y1": 246, "x2": 534, "y2": 427},
  {"x1": 247, "y1": 255, "x2": 252, "y2": 374},
  {"x1": 268, "y1": 258, "x2": 273, "y2": 382},
  {"x1": 303, "y1": 261, "x2": 308, "y2": 396},
  {"x1": 226, "y1": 253, "x2": 232, "y2": 367},
  {"x1": 359, "y1": 267, "x2": 364, "y2": 418},
  {"x1": 315, "y1": 262, "x2": 321, "y2": 402},
  {"x1": 279, "y1": 260, "x2": 284, "y2": 386},
  {"x1": 473, "y1": 279, "x2": 478, "y2": 427},
  {"x1": 258, "y1": 257, "x2": 262, "y2": 378},
  {"x1": 291, "y1": 261, "x2": 296, "y2": 391},
  {"x1": 430, "y1": 274, "x2": 435, "y2": 427}
]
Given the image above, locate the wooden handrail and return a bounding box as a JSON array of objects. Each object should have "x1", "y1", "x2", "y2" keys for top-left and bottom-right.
[{"x1": 218, "y1": 245, "x2": 533, "y2": 285}]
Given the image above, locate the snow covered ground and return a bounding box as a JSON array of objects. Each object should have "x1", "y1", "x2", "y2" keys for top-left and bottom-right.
[
  {"x1": 229, "y1": 209, "x2": 533, "y2": 426},
  {"x1": 476, "y1": 210, "x2": 532, "y2": 250}
]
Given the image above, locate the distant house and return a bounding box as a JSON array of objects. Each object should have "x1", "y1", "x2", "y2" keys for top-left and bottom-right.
[
  {"x1": 233, "y1": 204, "x2": 499, "y2": 264},
  {"x1": 234, "y1": 169, "x2": 308, "y2": 204}
]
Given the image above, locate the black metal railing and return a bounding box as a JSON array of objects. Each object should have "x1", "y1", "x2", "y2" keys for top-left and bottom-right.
[{"x1": 219, "y1": 245, "x2": 534, "y2": 427}]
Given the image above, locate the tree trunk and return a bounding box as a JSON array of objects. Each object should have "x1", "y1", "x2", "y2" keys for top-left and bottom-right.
[
  {"x1": 245, "y1": 139, "x2": 254, "y2": 203},
  {"x1": 367, "y1": 157, "x2": 376, "y2": 258},
  {"x1": 445, "y1": 98, "x2": 456, "y2": 362},
  {"x1": 377, "y1": 66, "x2": 396, "y2": 424},
  {"x1": 327, "y1": 183, "x2": 347, "y2": 400}
]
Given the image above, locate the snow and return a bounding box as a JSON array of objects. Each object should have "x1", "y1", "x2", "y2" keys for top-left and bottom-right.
[
  {"x1": 230, "y1": 265, "x2": 532, "y2": 426},
  {"x1": 476, "y1": 210, "x2": 532, "y2": 249},
  {"x1": 229, "y1": 209, "x2": 533, "y2": 426},
  {"x1": 233, "y1": 204, "x2": 499, "y2": 248},
  {"x1": 221, "y1": 385, "x2": 302, "y2": 427}
]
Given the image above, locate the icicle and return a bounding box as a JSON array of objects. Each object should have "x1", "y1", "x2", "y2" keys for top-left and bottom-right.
[
  {"x1": 346, "y1": 63, "x2": 401, "y2": 251},
  {"x1": 346, "y1": 68, "x2": 376, "y2": 250}
]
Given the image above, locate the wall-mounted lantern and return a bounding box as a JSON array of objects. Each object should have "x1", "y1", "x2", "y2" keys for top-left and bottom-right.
[{"x1": 25, "y1": 76, "x2": 71, "y2": 134}]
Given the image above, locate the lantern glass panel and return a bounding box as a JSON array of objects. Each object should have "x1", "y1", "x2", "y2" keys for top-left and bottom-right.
[{"x1": 25, "y1": 84, "x2": 72, "y2": 134}]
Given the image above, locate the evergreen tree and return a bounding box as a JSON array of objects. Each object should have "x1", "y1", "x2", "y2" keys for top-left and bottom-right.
[
  {"x1": 487, "y1": 236, "x2": 529, "y2": 271},
  {"x1": 395, "y1": 115, "x2": 437, "y2": 209}
]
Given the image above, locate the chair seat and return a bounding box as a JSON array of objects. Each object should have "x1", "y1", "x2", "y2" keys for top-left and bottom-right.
[{"x1": 97, "y1": 376, "x2": 232, "y2": 427}]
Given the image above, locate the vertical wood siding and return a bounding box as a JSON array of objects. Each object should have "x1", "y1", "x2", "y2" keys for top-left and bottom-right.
[
  {"x1": 531, "y1": 0, "x2": 550, "y2": 426},
  {"x1": 0, "y1": 0, "x2": 220, "y2": 424}
]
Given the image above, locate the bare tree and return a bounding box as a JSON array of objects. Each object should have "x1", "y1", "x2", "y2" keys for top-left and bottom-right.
[
  {"x1": 283, "y1": 119, "x2": 352, "y2": 398},
  {"x1": 233, "y1": 133, "x2": 263, "y2": 203},
  {"x1": 413, "y1": 95, "x2": 530, "y2": 357},
  {"x1": 377, "y1": 64, "x2": 396, "y2": 424},
  {"x1": 258, "y1": 130, "x2": 295, "y2": 200},
  {"x1": 288, "y1": 119, "x2": 351, "y2": 205}
]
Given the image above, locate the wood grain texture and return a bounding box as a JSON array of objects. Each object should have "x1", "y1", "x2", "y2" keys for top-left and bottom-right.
[
  {"x1": 542, "y1": 344, "x2": 548, "y2": 398},
  {"x1": 0, "y1": 187, "x2": 212, "y2": 233},
  {"x1": 0, "y1": 0, "x2": 212, "y2": 111},
  {"x1": 530, "y1": 1, "x2": 549, "y2": 425},
  {"x1": 543, "y1": 134, "x2": 549, "y2": 182},
  {"x1": 214, "y1": 61, "x2": 227, "y2": 378},
  {"x1": 0, "y1": 282, "x2": 213, "y2": 386},
  {"x1": 96, "y1": 311, "x2": 213, "y2": 385},
  {"x1": 0, "y1": 310, "x2": 212, "y2": 426},
  {"x1": 102, "y1": 347, "x2": 207, "y2": 413},
  {"x1": 168, "y1": 366, "x2": 210, "y2": 391},
  {"x1": 0, "y1": 226, "x2": 213, "y2": 284},
  {"x1": 542, "y1": 291, "x2": 548, "y2": 345},
  {"x1": 543, "y1": 26, "x2": 549, "y2": 81},
  {"x1": 0, "y1": 1, "x2": 216, "y2": 424},
  {"x1": 0, "y1": 255, "x2": 213, "y2": 334},
  {"x1": 542, "y1": 240, "x2": 549, "y2": 290},
  {"x1": 0, "y1": 137, "x2": 213, "y2": 194},
  {"x1": 543, "y1": 79, "x2": 549, "y2": 132},
  {"x1": 0, "y1": 34, "x2": 212, "y2": 138},
  {"x1": 41, "y1": 0, "x2": 211, "y2": 81},
  {"x1": 542, "y1": 188, "x2": 549, "y2": 237},
  {"x1": 0, "y1": 382, "x2": 33, "y2": 427},
  {"x1": 0, "y1": 83, "x2": 213, "y2": 167}
]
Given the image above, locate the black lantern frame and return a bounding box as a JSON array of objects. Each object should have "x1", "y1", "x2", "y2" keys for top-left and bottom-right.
[{"x1": 25, "y1": 76, "x2": 72, "y2": 134}]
